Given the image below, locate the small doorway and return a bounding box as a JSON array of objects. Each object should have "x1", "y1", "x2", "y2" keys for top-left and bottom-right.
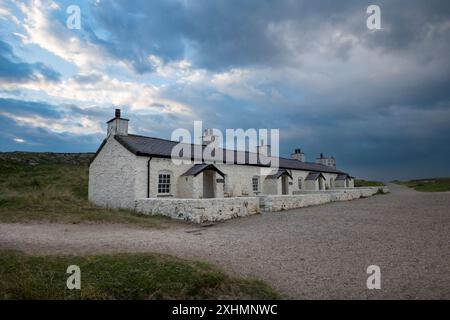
[
  {"x1": 318, "y1": 177, "x2": 324, "y2": 190},
  {"x1": 203, "y1": 170, "x2": 215, "y2": 198},
  {"x1": 281, "y1": 175, "x2": 289, "y2": 195}
]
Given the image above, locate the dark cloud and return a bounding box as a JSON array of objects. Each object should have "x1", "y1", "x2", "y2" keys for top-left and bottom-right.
[
  {"x1": 87, "y1": 0, "x2": 450, "y2": 71},
  {"x1": 2, "y1": 1, "x2": 450, "y2": 180},
  {"x1": 0, "y1": 98, "x2": 101, "y2": 152},
  {"x1": 0, "y1": 40, "x2": 61, "y2": 82},
  {"x1": 0, "y1": 98, "x2": 61, "y2": 119}
]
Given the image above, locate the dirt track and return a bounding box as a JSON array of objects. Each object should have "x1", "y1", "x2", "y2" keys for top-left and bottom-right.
[{"x1": 1, "y1": 183, "x2": 449, "y2": 299}]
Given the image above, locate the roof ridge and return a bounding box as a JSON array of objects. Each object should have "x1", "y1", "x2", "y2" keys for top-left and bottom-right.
[{"x1": 127, "y1": 133, "x2": 207, "y2": 146}]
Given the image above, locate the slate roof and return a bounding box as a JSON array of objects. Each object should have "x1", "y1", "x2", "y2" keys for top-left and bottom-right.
[
  {"x1": 111, "y1": 134, "x2": 349, "y2": 175},
  {"x1": 266, "y1": 168, "x2": 293, "y2": 179},
  {"x1": 181, "y1": 163, "x2": 225, "y2": 177},
  {"x1": 336, "y1": 173, "x2": 355, "y2": 180},
  {"x1": 305, "y1": 172, "x2": 326, "y2": 181}
]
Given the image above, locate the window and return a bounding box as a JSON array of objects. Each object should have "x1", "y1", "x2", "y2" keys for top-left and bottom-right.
[
  {"x1": 252, "y1": 177, "x2": 260, "y2": 193},
  {"x1": 298, "y1": 177, "x2": 303, "y2": 190},
  {"x1": 158, "y1": 173, "x2": 171, "y2": 194}
]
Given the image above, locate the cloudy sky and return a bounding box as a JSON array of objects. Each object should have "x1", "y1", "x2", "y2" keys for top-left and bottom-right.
[{"x1": 1, "y1": 0, "x2": 449, "y2": 180}]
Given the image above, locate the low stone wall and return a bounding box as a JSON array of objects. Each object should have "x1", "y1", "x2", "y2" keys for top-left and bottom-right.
[
  {"x1": 260, "y1": 187, "x2": 389, "y2": 212},
  {"x1": 135, "y1": 197, "x2": 260, "y2": 224},
  {"x1": 134, "y1": 187, "x2": 388, "y2": 223}
]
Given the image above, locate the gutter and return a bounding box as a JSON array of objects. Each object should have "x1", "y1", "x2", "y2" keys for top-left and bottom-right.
[{"x1": 147, "y1": 157, "x2": 152, "y2": 198}]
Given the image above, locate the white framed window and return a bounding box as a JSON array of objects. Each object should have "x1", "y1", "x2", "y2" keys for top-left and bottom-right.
[
  {"x1": 252, "y1": 177, "x2": 260, "y2": 193},
  {"x1": 298, "y1": 177, "x2": 303, "y2": 190},
  {"x1": 158, "y1": 172, "x2": 171, "y2": 194}
]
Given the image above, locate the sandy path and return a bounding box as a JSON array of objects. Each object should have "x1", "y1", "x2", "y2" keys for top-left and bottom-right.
[{"x1": 1, "y1": 183, "x2": 449, "y2": 299}]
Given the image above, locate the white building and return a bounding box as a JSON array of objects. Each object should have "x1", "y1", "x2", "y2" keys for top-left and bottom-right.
[{"x1": 89, "y1": 110, "x2": 355, "y2": 210}]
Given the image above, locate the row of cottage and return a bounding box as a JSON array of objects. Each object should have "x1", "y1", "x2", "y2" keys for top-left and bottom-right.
[{"x1": 89, "y1": 110, "x2": 355, "y2": 209}]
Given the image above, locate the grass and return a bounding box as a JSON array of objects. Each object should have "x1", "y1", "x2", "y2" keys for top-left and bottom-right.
[
  {"x1": 394, "y1": 177, "x2": 450, "y2": 192},
  {"x1": 354, "y1": 179, "x2": 385, "y2": 187},
  {"x1": 0, "y1": 250, "x2": 280, "y2": 300},
  {"x1": 0, "y1": 152, "x2": 172, "y2": 227}
]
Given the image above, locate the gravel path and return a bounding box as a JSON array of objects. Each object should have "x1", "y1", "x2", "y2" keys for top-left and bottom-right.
[{"x1": 1, "y1": 183, "x2": 449, "y2": 299}]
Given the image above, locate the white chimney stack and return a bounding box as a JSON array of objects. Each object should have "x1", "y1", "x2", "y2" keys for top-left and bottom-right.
[
  {"x1": 107, "y1": 108, "x2": 129, "y2": 137},
  {"x1": 202, "y1": 128, "x2": 219, "y2": 147},
  {"x1": 256, "y1": 139, "x2": 271, "y2": 157},
  {"x1": 316, "y1": 153, "x2": 336, "y2": 168},
  {"x1": 291, "y1": 148, "x2": 305, "y2": 162}
]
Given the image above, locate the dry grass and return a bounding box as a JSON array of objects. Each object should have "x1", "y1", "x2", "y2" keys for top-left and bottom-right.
[
  {"x1": 394, "y1": 177, "x2": 450, "y2": 192},
  {"x1": 0, "y1": 153, "x2": 173, "y2": 227},
  {"x1": 0, "y1": 250, "x2": 280, "y2": 300}
]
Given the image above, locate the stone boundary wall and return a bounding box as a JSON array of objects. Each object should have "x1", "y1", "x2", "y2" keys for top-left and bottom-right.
[
  {"x1": 135, "y1": 197, "x2": 260, "y2": 224},
  {"x1": 260, "y1": 187, "x2": 389, "y2": 212},
  {"x1": 134, "y1": 187, "x2": 389, "y2": 223}
]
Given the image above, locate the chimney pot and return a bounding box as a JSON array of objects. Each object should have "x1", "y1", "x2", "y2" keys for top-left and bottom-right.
[
  {"x1": 115, "y1": 109, "x2": 121, "y2": 118},
  {"x1": 291, "y1": 148, "x2": 305, "y2": 162}
]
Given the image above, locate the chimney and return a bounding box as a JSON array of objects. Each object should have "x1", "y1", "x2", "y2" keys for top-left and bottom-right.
[
  {"x1": 256, "y1": 139, "x2": 271, "y2": 157},
  {"x1": 316, "y1": 154, "x2": 336, "y2": 169},
  {"x1": 291, "y1": 148, "x2": 305, "y2": 162},
  {"x1": 107, "y1": 108, "x2": 129, "y2": 137},
  {"x1": 202, "y1": 128, "x2": 219, "y2": 147}
]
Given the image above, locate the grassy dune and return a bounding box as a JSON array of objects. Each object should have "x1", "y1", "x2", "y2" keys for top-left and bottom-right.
[
  {"x1": 0, "y1": 250, "x2": 279, "y2": 300},
  {"x1": 0, "y1": 152, "x2": 172, "y2": 227},
  {"x1": 354, "y1": 179, "x2": 385, "y2": 187},
  {"x1": 395, "y1": 178, "x2": 450, "y2": 192}
]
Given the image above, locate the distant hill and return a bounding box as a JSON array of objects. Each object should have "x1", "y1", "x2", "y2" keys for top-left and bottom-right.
[
  {"x1": 394, "y1": 178, "x2": 450, "y2": 192},
  {"x1": 0, "y1": 152, "x2": 94, "y2": 166}
]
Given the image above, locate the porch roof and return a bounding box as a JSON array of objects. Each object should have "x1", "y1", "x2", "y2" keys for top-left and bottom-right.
[
  {"x1": 181, "y1": 163, "x2": 225, "y2": 178},
  {"x1": 336, "y1": 173, "x2": 355, "y2": 180},
  {"x1": 266, "y1": 168, "x2": 293, "y2": 180},
  {"x1": 305, "y1": 172, "x2": 326, "y2": 181}
]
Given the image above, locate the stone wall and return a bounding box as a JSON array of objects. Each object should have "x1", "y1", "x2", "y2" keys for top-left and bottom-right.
[
  {"x1": 135, "y1": 197, "x2": 260, "y2": 224},
  {"x1": 260, "y1": 187, "x2": 389, "y2": 212},
  {"x1": 134, "y1": 187, "x2": 388, "y2": 223}
]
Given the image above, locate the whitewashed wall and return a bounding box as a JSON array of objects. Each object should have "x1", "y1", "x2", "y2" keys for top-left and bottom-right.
[
  {"x1": 88, "y1": 137, "x2": 137, "y2": 209},
  {"x1": 127, "y1": 152, "x2": 343, "y2": 199}
]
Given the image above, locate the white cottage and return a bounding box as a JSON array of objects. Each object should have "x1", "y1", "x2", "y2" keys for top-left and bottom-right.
[{"x1": 88, "y1": 110, "x2": 356, "y2": 220}]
